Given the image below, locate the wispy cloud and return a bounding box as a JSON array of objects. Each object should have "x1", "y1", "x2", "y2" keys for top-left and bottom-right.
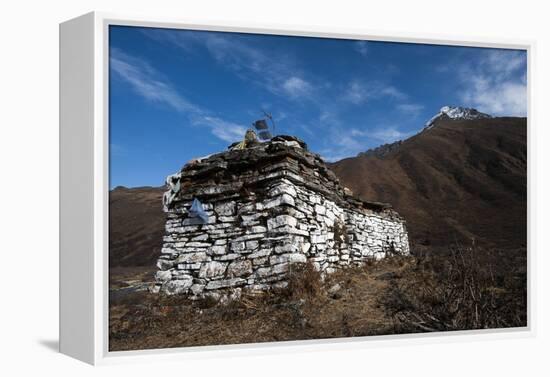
[
  {"x1": 354, "y1": 41, "x2": 369, "y2": 57},
  {"x1": 319, "y1": 115, "x2": 415, "y2": 162},
  {"x1": 457, "y1": 49, "x2": 527, "y2": 116},
  {"x1": 110, "y1": 49, "x2": 199, "y2": 113},
  {"x1": 344, "y1": 80, "x2": 408, "y2": 105},
  {"x1": 143, "y1": 29, "x2": 315, "y2": 101},
  {"x1": 110, "y1": 48, "x2": 246, "y2": 143},
  {"x1": 282, "y1": 76, "x2": 313, "y2": 97},
  {"x1": 350, "y1": 126, "x2": 416, "y2": 143},
  {"x1": 320, "y1": 133, "x2": 365, "y2": 162},
  {"x1": 195, "y1": 116, "x2": 247, "y2": 143}
]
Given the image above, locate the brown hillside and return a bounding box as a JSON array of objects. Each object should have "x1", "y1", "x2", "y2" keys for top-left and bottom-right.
[
  {"x1": 109, "y1": 186, "x2": 166, "y2": 267},
  {"x1": 330, "y1": 117, "x2": 527, "y2": 250}
]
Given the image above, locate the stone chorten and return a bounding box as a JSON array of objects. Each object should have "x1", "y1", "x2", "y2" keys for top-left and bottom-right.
[{"x1": 154, "y1": 135, "x2": 409, "y2": 298}]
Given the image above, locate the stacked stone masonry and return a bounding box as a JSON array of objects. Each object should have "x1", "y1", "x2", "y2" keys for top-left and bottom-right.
[{"x1": 154, "y1": 136, "x2": 409, "y2": 299}]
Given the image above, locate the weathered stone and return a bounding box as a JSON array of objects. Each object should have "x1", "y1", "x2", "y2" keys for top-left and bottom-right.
[
  {"x1": 272, "y1": 263, "x2": 289, "y2": 274},
  {"x1": 216, "y1": 253, "x2": 240, "y2": 261},
  {"x1": 190, "y1": 284, "x2": 204, "y2": 295},
  {"x1": 274, "y1": 243, "x2": 300, "y2": 254},
  {"x1": 161, "y1": 247, "x2": 177, "y2": 254},
  {"x1": 314, "y1": 204, "x2": 326, "y2": 215},
  {"x1": 227, "y1": 260, "x2": 253, "y2": 277},
  {"x1": 252, "y1": 256, "x2": 269, "y2": 266},
  {"x1": 157, "y1": 258, "x2": 174, "y2": 271},
  {"x1": 249, "y1": 225, "x2": 267, "y2": 233},
  {"x1": 234, "y1": 233, "x2": 264, "y2": 241},
  {"x1": 270, "y1": 253, "x2": 307, "y2": 265},
  {"x1": 186, "y1": 241, "x2": 212, "y2": 248},
  {"x1": 198, "y1": 261, "x2": 226, "y2": 279},
  {"x1": 245, "y1": 240, "x2": 259, "y2": 251},
  {"x1": 248, "y1": 249, "x2": 271, "y2": 259},
  {"x1": 230, "y1": 241, "x2": 246, "y2": 252},
  {"x1": 191, "y1": 234, "x2": 209, "y2": 241},
  {"x1": 267, "y1": 215, "x2": 298, "y2": 230},
  {"x1": 176, "y1": 252, "x2": 209, "y2": 264},
  {"x1": 205, "y1": 278, "x2": 246, "y2": 290},
  {"x1": 211, "y1": 245, "x2": 227, "y2": 255},
  {"x1": 241, "y1": 213, "x2": 263, "y2": 224},
  {"x1": 269, "y1": 183, "x2": 297, "y2": 198},
  {"x1": 311, "y1": 234, "x2": 327, "y2": 244},
  {"x1": 215, "y1": 201, "x2": 236, "y2": 216},
  {"x1": 265, "y1": 194, "x2": 295, "y2": 208},
  {"x1": 163, "y1": 278, "x2": 193, "y2": 295},
  {"x1": 271, "y1": 225, "x2": 309, "y2": 236},
  {"x1": 176, "y1": 263, "x2": 201, "y2": 270},
  {"x1": 155, "y1": 270, "x2": 172, "y2": 282}
]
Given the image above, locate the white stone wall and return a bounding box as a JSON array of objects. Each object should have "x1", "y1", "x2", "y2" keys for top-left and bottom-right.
[{"x1": 155, "y1": 178, "x2": 409, "y2": 298}]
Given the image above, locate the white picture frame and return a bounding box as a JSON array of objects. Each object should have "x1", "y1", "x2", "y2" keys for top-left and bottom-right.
[{"x1": 59, "y1": 11, "x2": 535, "y2": 365}]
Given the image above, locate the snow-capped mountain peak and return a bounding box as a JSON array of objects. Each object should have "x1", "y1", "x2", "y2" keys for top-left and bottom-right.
[{"x1": 424, "y1": 106, "x2": 492, "y2": 129}]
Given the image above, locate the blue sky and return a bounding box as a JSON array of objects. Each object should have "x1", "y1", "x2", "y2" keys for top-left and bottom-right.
[{"x1": 109, "y1": 26, "x2": 527, "y2": 188}]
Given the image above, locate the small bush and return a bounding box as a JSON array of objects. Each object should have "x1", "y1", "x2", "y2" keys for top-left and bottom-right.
[
  {"x1": 283, "y1": 261, "x2": 323, "y2": 300},
  {"x1": 380, "y1": 246, "x2": 527, "y2": 332}
]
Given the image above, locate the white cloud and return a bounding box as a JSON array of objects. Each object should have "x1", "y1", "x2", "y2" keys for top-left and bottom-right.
[
  {"x1": 458, "y1": 49, "x2": 527, "y2": 116},
  {"x1": 355, "y1": 41, "x2": 369, "y2": 57},
  {"x1": 370, "y1": 127, "x2": 415, "y2": 143},
  {"x1": 344, "y1": 80, "x2": 408, "y2": 105},
  {"x1": 320, "y1": 122, "x2": 416, "y2": 162},
  {"x1": 320, "y1": 133, "x2": 364, "y2": 162},
  {"x1": 195, "y1": 116, "x2": 248, "y2": 143},
  {"x1": 345, "y1": 81, "x2": 369, "y2": 104},
  {"x1": 110, "y1": 49, "x2": 199, "y2": 114},
  {"x1": 380, "y1": 86, "x2": 407, "y2": 101},
  {"x1": 282, "y1": 77, "x2": 312, "y2": 97},
  {"x1": 350, "y1": 127, "x2": 416, "y2": 144},
  {"x1": 143, "y1": 29, "x2": 314, "y2": 101},
  {"x1": 110, "y1": 49, "x2": 246, "y2": 143}
]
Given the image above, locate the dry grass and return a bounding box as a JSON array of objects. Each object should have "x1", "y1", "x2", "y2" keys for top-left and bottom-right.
[
  {"x1": 380, "y1": 247, "x2": 527, "y2": 332},
  {"x1": 109, "y1": 248, "x2": 526, "y2": 351}
]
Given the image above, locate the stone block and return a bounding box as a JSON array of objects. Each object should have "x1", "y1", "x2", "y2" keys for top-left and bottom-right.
[
  {"x1": 157, "y1": 258, "x2": 174, "y2": 271},
  {"x1": 155, "y1": 270, "x2": 172, "y2": 283},
  {"x1": 214, "y1": 201, "x2": 236, "y2": 216},
  {"x1": 176, "y1": 252, "x2": 209, "y2": 264},
  {"x1": 267, "y1": 215, "x2": 297, "y2": 230},
  {"x1": 269, "y1": 183, "x2": 297, "y2": 198},
  {"x1": 205, "y1": 278, "x2": 246, "y2": 290},
  {"x1": 199, "y1": 261, "x2": 227, "y2": 279},
  {"x1": 265, "y1": 194, "x2": 295, "y2": 208},
  {"x1": 270, "y1": 253, "x2": 307, "y2": 265},
  {"x1": 227, "y1": 260, "x2": 253, "y2": 277},
  {"x1": 211, "y1": 245, "x2": 227, "y2": 255},
  {"x1": 163, "y1": 278, "x2": 193, "y2": 295}
]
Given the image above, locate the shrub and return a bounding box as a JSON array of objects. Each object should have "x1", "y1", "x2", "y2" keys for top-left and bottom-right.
[
  {"x1": 380, "y1": 246, "x2": 527, "y2": 332},
  {"x1": 283, "y1": 261, "x2": 323, "y2": 300}
]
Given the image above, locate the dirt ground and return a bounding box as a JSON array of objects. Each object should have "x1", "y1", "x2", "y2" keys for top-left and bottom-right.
[
  {"x1": 109, "y1": 249, "x2": 527, "y2": 352},
  {"x1": 109, "y1": 259, "x2": 410, "y2": 351}
]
